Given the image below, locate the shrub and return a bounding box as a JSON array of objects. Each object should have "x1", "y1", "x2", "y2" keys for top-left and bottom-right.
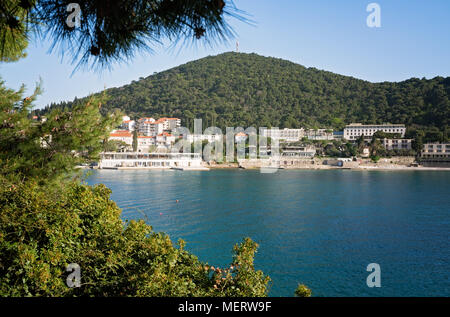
[
  {"x1": 295, "y1": 284, "x2": 312, "y2": 297},
  {"x1": 0, "y1": 178, "x2": 270, "y2": 297}
]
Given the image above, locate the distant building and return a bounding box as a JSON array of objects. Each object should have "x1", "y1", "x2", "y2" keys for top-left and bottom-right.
[
  {"x1": 137, "y1": 118, "x2": 159, "y2": 136},
  {"x1": 137, "y1": 136, "x2": 155, "y2": 152},
  {"x1": 235, "y1": 132, "x2": 248, "y2": 143},
  {"x1": 120, "y1": 120, "x2": 135, "y2": 131},
  {"x1": 361, "y1": 147, "x2": 370, "y2": 158},
  {"x1": 109, "y1": 130, "x2": 133, "y2": 145},
  {"x1": 184, "y1": 134, "x2": 223, "y2": 143},
  {"x1": 156, "y1": 132, "x2": 176, "y2": 147},
  {"x1": 343, "y1": 123, "x2": 406, "y2": 141},
  {"x1": 421, "y1": 143, "x2": 450, "y2": 159},
  {"x1": 281, "y1": 146, "x2": 316, "y2": 158},
  {"x1": 333, "y1": 131, "x2": 344, "y2": 140},
  {"x1": 261, "y1": 128, "x2": 304, "y2": 142},
  {"x1": 305, "y1": 129, "x2": 334, "y2": 141},
  {"x1": 382, "y1": 138, "x2": 413, "y2": 151},
  {"x1": 158, "y1": 118, "x2": 181, "y2": 131},
  {"x1": 420, "y1": 143, "x2": 450, "y2": 167},
  {"x1": 137, "y1": 117, "x2": 180, "y2": 136}
]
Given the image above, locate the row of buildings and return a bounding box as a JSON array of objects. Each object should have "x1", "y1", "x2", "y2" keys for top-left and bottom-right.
[{"x1": 107, "y1": 117, "x2": 449, "y2": 162}]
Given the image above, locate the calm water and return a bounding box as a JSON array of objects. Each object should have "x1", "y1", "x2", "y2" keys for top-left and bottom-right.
[{"x1": 86, "y1": 169, "x2": 450, "y2": 297}]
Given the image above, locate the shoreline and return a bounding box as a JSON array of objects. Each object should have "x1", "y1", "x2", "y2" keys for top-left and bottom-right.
[{"x1": 208, "y1": 164, "x2": 450, "y2": 172}]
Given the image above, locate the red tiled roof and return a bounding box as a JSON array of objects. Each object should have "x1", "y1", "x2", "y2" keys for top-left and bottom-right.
[
  {"x1": 158, "y1": 132, "x2": 173, "y2": 137},
  {"x1": 110, "y1": 131, "x2": 132, "y2": 137}
]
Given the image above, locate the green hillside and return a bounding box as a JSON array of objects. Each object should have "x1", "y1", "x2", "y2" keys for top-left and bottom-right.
[{"x1": 41, "y1": 52, "x2": 449, "y2": 139}]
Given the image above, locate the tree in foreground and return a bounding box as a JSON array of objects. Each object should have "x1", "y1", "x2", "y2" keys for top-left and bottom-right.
[{"x1": 0, "y1": 0, "x2": 246, "y2": 70}]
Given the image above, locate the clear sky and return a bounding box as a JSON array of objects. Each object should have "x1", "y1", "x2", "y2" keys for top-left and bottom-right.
[{"x1": 1, "y1": 0, "x2": 449, "y2": 109}]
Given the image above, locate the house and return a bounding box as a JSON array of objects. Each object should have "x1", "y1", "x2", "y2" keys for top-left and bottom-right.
[
  {"x1": 361, "y1": 147, "x2": 370, "y2": 158},
  {"x1": 156, "y1": 132, "x2": 176, "y2": 147},
  {"x1": 109, "y1": 130, "x2": 133, "y2": 145},
  {"x1": 137, "y1": 136, "x2": 155, "y2": 152}
]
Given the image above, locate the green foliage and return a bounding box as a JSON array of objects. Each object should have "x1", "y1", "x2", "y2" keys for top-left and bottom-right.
[
  {"x1": 0, "y1": 81, "x2": 272, "y2": 297},
  {"x1": 40, "y1": 53, "x2": 449, "y2": 138},
  {"x1": 0, "y1": 0, "x2": 31, "y2": 62},
  {"x1": 0, "y1": 178, "x2": 270, "y2": 297},
  {"x1": 0, "y1": 79, "x2": 121, "y2": 184},
  {"x1": 294, "y1": 284, "x2": 312, "y2": 297},
  {"x1": 132, "y1": 129, "x2": 138, "y2": 152},
  {"x1": 0, "y1": 1, "x2": 244, "y2": 70},
  {"x1": 103, "y1": 140, "x2": 128, "y2": 152},
  {"x1": 371, "y1": 155, "x2": 381, "y2": 163}
]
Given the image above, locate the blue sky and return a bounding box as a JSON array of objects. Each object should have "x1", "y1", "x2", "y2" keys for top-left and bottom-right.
[{"x1": 1, "y1": 0, "x2": 449, "y2": 109}]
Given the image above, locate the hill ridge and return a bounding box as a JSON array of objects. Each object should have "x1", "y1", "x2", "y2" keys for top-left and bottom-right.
[{"x1": 40, "y1": 52, "x2": 449, "y2": 138}]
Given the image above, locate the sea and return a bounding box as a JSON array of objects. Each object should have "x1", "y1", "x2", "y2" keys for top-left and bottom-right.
[{"x1": 86, "y1": 169, "x2": 450, "y2": 297}]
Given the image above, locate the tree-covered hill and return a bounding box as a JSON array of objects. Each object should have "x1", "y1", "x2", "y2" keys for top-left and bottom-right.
[{"x1": 40, "y1": 52, "x2": 449, "y2": 137}]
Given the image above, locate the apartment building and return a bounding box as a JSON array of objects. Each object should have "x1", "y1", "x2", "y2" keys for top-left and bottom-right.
[
  {"x1": 343, "y1": 123, "x2": 406, "y2": 140},
  {"x1": 421, "y1": 143, "x2": 450, "y2": 159},
  {"x1": 159, "y1": 118, "x2": 181, "y2": 131},
  {"x1": 137, "y1": 117, "x2": 180, "y2": 136},
  {"x1": 382, "y1": 138, "x2": 413, "y2": 151}
]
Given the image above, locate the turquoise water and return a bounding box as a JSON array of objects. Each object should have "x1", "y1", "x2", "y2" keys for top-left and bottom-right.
[{"x1": 86, "y1": 169, "x2": 450, "y2": 297}]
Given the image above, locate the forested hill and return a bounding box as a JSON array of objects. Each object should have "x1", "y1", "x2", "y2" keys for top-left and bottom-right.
[{"x1": 41, "y1": 52, "x2": 449, "y2": 135}]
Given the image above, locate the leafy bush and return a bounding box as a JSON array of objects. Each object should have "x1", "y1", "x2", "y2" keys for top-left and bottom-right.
[
  {"x1": 0, "y1": 178, "x2": 270, "y2": 297},
  {"x1": 295, "y1": 284, "x2": 312, "y2": 297}
]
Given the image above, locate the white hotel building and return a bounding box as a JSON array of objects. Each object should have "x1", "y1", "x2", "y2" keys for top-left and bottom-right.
[
  {"x1": 261, "y1": 128, "x2": 304, "y2": 142},
  {"x1": 343, "y1": 123, "x2": 406, "y2": 141}
]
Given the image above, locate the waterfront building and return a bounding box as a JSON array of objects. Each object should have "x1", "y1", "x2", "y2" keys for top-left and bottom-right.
[
  {"x1": 420, "y1": 143, "x2": 450, "y2": 167},
  {"x1": 98, "y1": 152, "x2": 204, "y2": 169},
  {"x1": 261, "y1": 128, "x2": 304, "y2": 142},
  {"x1": 281, "y1": 145, "x2": 316, "y2": 158},
  {"x1": 421, "y1": 143, "x2": 450, "y2": 159},
  {"x1": 343, "y1": 123, "x2": 406, "y2": 140},
  {"x1": 382, "y1": 138, "x2": 413, "y2": 151}
]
